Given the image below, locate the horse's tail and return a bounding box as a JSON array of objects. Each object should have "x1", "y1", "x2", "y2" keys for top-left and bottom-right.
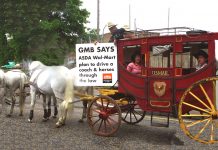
[
  {"x1": 56, "y1": 69, "x2": 75, "y2": 126},
  {"x1": 19, "y1": 73, "x2": 26, "y2": 90},
  {"x1": 18, "y1": 72, "x2": 28, "y2": 116},
  {"x1": 19, "y1": 73, "x2": 27, "y2": 100},
  {"x1": 64, "y1": 71, "x2": 74, "y2": 106}
]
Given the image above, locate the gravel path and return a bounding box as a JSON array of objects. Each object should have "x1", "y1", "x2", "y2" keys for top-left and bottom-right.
[{"x1": 0, "y1": 96, "x2": 218, "y2": 150}]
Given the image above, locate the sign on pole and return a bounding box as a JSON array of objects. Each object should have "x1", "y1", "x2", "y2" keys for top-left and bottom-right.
[{"x1": 75, "y1": 43, "x2": 117, "y2": 86}]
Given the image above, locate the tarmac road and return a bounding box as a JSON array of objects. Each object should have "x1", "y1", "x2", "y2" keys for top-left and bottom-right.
[{"x1": 0, "y1": 96, "x2": 218, "y2": 150}]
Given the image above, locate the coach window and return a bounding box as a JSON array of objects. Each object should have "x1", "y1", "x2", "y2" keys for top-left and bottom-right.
[
  {"x1": 150, "y1": 44, "x2": 173, "y2": 68},
  {"x1": 176, "y1": 41, "x2": 208, "y2": 75},
  {"x1": 123, "y1": 45, "x2": 145, "y2": 66}
]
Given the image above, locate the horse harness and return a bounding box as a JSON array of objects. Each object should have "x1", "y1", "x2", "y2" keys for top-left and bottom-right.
[{"x1": 28, "y1": 68, "x2": 46, "y2": 95}]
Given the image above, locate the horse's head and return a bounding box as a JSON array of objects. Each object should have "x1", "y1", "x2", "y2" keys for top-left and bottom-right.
[
  {"x1": 21, "y1": 59, "x2": 32, "y2": 76},
  {"x1": 65, "y1": 52, "x2": 76, "y2": 69}
]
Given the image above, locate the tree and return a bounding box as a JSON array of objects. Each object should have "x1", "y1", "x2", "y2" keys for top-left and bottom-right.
[
  {"x1": 79, "y1": 28, "x2": 98, "y2": 43},
  {"x1": 0, "y1": 0, "x2": 89, "y2": 65}
]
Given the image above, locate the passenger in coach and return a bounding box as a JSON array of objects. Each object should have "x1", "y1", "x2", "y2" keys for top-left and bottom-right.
[
  {"x1": 126, "y1": 52, "x2": 142, "y2": 75},
  {"x1": 195, "y1": 50, "x2": 208, "y2": 71}
]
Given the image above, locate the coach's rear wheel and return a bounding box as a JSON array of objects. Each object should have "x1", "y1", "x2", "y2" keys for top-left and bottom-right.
[
  {"x1": 87, "y1": 95, "x2": 121, "y2": 136},
  {"x1": 122, "y1": 96, "x2": 146, "y2": 125},
  {"x1": 179, "y1": 77, "x2": 218, "y2": 144}
]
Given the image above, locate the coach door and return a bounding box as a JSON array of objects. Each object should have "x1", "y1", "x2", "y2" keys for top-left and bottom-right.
[{"x1": 147, "y1": 44, "x2": 173, "y2": 112}]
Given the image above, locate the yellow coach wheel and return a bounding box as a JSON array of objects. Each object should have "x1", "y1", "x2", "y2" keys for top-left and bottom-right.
[{"x1": 179, "y1": 77, "x2": 218, "y2": 144}]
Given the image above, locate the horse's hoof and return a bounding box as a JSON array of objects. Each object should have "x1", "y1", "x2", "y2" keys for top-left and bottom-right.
[
  {"x1": 52, "y1": 115, "x2": 57, "y2": 118},
  {"x1": 55, "y1": 122, "x2": 65, "y2": 128},
  {"x1": 78, "y1": 119, "x2": 84, "y2": 123},
  {"x1": 28, "y1": 119, "x2": 32, "y2": 123},
  {"x1": 19, "y1": 114, "x2": 23, "y2": 116},
  {"x1": 42, "y1": 118, "x2": 49, "y2": 122},
  {"x1": 55, "y1": 122, "x2": 62, "y2": 128}
]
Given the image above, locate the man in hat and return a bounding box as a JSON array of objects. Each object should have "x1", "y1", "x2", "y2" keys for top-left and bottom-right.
[
  {"x1": 196, "y1": 50, "x2": 208, "y2": 71},
  {"x1": 108, "y1": 22, "x2": 125, "y2": 43}
]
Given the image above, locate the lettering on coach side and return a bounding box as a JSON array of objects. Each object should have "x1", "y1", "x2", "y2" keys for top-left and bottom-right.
[{"x1": 151, "y1": 70, "x2": 169, "y2": 76}]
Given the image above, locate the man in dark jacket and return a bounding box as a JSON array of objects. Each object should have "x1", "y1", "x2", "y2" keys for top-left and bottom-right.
[{"x1": 108, "y1": 22, "x2": 125, "y2": 43}]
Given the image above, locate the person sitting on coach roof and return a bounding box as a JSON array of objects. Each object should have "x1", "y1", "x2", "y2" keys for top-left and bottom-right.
[{"x1": 108, "y1": 22, "x2": 125, "y2": 43}]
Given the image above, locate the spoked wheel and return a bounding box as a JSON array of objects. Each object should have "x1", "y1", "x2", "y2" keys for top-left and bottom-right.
[
  {"x1": 179, "y1": 77, "x2": 218, "y2": 144},
  {"x1": 121, "y1": 95, "x2": 146, "y2": 125},
  {"x1": 87, "y1": 95, "x2": 121, "y2": 136}
]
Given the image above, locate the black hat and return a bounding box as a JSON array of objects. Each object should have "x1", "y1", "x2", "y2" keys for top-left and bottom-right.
[{"x1": 195, "y1": 50, "x2": 208, "y2": 59}]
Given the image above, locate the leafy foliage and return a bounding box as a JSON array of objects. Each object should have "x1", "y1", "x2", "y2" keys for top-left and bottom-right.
[
  {"x1": 0, "y1": 0, "x2": 89, "y2": 65},
  {"x1": 79, "y1": 28, "x2": 98, "y2": 43}
]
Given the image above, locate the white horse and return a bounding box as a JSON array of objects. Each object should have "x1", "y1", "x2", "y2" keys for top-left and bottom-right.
[
  {"x1": 31, "y1": 66, "x2": 93, "y2": 122},
  {"x1": 76, "y1": 86, "x2": 93, "y2": 122},
  {"x1": 0, "y1": 69, "x2": 5, "y2": 89},
  {"x1": 65, "y1": 53, "x2": 94, "y2": 122},
  {"x1": 28, "y1": 61, "x2": 74, "y2": 127},
  {"x1": 0, "y1": 69, "x2": 28, "y2": 116},
  {"x1": 22, "y1": 60, "x2": 58, "y2": 120},
  {"x1": 0, "y1": 69, "x2": 5, "y2": 113},
  {"x1": 70, "y1": 67, "x2": 93, "y2": 122}
]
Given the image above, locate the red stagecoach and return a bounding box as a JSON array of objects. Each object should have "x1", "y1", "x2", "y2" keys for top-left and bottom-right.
[{"x1": 87, "y1": 27, "x2": 218, "y2": 144}]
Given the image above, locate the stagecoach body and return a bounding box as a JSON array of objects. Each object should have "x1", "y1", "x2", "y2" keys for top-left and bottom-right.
[
  {"x1": 86, "y1": 28, "x2": 218, "y2": 144},
  {"x1": 117, "y1": 28, "x2": 218, "y2": 113}
]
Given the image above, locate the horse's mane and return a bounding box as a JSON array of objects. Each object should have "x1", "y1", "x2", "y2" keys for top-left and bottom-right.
[
  {"x1": 0, "y1": 69, "x2": 4, "y2": 74},
  {"x1": 29, "y1": 61, "x2": 46, "y2": 71}
]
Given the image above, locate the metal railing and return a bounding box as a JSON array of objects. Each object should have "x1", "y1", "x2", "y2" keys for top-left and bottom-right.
[{"x1": 134, "y1": 27, "x2": 208, "y2": 37}]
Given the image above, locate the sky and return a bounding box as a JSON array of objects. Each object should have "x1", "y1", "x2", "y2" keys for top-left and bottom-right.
[{"x1": 81, "y1": 0, "x2": 218, "y2": 33}]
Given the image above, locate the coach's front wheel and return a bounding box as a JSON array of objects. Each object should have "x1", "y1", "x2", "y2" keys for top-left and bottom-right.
[{"x1": 87, "y1": 95, "x2": 121, "y2": 136}]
